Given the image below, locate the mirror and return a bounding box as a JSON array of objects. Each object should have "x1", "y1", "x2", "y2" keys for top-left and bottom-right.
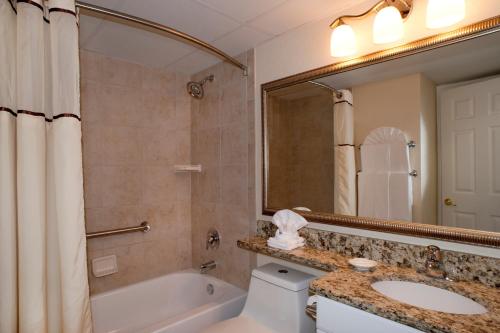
[{"x1": 263, "y1": 23, "x2": 500, "y2": 241}]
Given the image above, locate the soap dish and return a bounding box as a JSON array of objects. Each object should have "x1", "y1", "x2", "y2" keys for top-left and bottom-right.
[{"x1": 348, "y1": 258, "x2": 377, "y2": 271}]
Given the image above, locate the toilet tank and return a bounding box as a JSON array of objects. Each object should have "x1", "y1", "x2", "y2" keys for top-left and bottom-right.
[{"x1": 241, "y1": 263, "x2": 316, "y2": 333}]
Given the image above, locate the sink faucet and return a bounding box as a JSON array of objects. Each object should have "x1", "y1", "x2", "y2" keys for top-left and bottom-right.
[
  {"x1": 424, "y1": 245, "x2": 450, "y2": 280},
  {"x1": 200, "y1": 260, "x2": 216, "y2": 274}
]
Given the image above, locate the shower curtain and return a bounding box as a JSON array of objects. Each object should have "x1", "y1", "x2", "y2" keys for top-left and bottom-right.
[
  {"x1": 333, "y1": 90, "x2": 356, "y2": 216},
  {"x1": 0, "y1": 0, "x2": 92, "y2": 332}
]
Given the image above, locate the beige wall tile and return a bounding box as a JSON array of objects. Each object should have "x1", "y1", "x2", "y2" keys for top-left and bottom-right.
[
  {"x1": 81, "y1": 52, "x2": 192, "y2": 294},
  {"x1": 100, "y1": 56, "x2": 143, "y2": 88},
  {"x1": 82, "y1": 50, "x2": 254, "y2": 294}
]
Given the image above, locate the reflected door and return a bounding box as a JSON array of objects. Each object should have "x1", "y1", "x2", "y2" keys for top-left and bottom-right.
[{"x1": 440, "y1": 76, "x2": 500, "y2": 232}]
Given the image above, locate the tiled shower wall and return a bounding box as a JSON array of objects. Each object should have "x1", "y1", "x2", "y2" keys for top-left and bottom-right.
[
  {"x1": 80, "y1": 51, "x2": 192, "y2": 294},
  {"x1": 191, "y1": 50, "x2": 257, "y2": 289}
]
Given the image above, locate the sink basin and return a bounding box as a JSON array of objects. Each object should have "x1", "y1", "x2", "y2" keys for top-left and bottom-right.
[{"x1": 371, "y1": 281, "x2": 487, "y2": 315}]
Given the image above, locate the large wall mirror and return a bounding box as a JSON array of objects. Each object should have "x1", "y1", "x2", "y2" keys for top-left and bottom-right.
[{"x1": 262, "y1": 18, "x2": 500, "y2": 247}]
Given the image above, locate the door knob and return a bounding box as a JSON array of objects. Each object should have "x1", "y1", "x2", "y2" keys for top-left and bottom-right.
[{"x1": 444, "y1": 198, "x2": 456, "y2": 206}]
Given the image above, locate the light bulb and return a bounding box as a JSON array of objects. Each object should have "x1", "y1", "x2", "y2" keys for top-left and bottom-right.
[
  {"x1": 426, "y1": 0, "x2": 465, "y2": 29},
  {"x1": 373, "y1": 6, "x2": 404, "y2": 44},
  {"x1": 330, "y1": 24, "x2": 357, "y2": 57}
]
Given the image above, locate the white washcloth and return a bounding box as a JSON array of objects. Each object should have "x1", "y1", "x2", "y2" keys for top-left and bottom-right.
[
  {"x1": 388, "y1": 172, "x2": 412, "y2": 221},
  {"x1": 267, "y1": 234, "x2": 305, "y2": 250},
  {"x1": 358, "y1": 172, "x2": 389, "y2": 219},
  {"x1": 267, "y1": 210, "x2": 308, "y2": 250}
]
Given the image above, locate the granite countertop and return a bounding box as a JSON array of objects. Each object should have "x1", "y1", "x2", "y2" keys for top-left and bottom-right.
[{"x1": 238, "y1": 237, "x2": 500, "y2": 333}]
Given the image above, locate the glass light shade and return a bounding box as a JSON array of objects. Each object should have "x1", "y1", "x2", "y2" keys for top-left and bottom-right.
[
  {"x1": 330, "y1": 24, "x2": 357, "y2": 57},
  {"x1": 373, "y1": 6, "x2": 404, "y2": 44},
  {"x1": 426, "y1": 0, "x2": 465, "y2": 29}
]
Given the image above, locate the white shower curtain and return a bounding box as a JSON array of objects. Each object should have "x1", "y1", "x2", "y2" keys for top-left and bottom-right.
[
  {"x1": 333, "y1": 90, "x2": 356, "y2": 216},
  {"x1": 0, "y1": 0, "x2": 92, "y2": 332}
]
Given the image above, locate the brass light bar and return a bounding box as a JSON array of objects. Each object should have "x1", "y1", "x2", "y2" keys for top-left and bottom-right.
[{"x1": 329, "y1": 0, "x2": 413, "y2": 29}]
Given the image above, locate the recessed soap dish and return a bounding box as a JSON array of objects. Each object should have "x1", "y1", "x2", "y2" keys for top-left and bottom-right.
[
  {"x1": 174, "y1": 164, "x2": 202, "y2": 173},
  {"x1": 348, "y1": 258, "x2": 378, "y2": 271}
]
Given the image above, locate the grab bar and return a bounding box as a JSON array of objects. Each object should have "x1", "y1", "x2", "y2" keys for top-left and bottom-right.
[{"x1": 86, "y1": 221, "x2": 151, "y2": 239}]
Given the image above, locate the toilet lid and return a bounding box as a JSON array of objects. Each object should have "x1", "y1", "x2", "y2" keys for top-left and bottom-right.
[{"x1": 201, "y1": 315, "x2": 275, "y2": 333}]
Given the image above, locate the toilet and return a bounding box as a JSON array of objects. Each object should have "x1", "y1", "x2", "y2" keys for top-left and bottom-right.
[{"x1": 202, "y1": 263, "x2": 316, "y2": 333}]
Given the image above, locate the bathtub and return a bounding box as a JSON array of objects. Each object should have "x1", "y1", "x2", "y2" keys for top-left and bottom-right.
[{"x1": 90, "y1": 269, "x2": 247, "y2": 333}]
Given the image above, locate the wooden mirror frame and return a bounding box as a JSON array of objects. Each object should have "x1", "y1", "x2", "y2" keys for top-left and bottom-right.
[{"x1": 261, "y1": 16, "x2": 500, "y2": 247}]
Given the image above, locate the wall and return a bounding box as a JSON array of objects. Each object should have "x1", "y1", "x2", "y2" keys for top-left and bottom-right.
[
  {"x1": 190, "y1": 50, "x2": 256, "y2": 290},
  {"x1": 254, "y1": 0, "x2": 500, "y2": 257},
  {"x1": 80, "y1": 51, "x2": 192, "y2": 294},
  {"x1": 352, "y1": 73, "x2": 437, "y2": 224}
]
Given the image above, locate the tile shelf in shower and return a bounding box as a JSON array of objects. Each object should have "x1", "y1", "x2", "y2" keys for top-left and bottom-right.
[{"x1": 174, "y1": 164, "x2": 202, "y2": 173}]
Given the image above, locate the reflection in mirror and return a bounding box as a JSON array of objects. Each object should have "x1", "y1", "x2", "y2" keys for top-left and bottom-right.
[{"x1": 264, "y1": 30, "x2": 500, "y2": 233}]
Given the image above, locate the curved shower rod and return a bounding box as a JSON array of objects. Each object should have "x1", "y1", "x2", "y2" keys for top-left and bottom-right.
[{"x1": 75, "y1": 1, "x2": 248, "y2": 76}]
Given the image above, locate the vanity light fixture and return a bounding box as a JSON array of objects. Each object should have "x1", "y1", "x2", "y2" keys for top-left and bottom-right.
[
  {"x1": 329, "y1": 0, "x2": 413, "y2": 57},
  {"x1": 426, "y1": 0, "x2": 465, "y2": 29},
  {"x1": 330, "y1": 22, "x2": 357, "y2": 57},
  {"x1": 373, "y1": 5, "x2": 404, "y2": 44}
]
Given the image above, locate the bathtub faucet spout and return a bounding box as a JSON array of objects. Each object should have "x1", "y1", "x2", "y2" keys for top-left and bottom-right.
[{"x1": 200, "y1": 260, "x2": 216, "y2": 274}]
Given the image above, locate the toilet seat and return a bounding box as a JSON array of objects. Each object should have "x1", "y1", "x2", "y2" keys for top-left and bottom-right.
[{"x1": 201, "y1": 315, "x2": 275, "y2": 333}]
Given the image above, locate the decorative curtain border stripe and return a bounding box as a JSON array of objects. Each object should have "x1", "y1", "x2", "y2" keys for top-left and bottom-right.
[
  {"x1": 14, "y1": 0, "x2": 77, "y2": 20},
  {"x1": 8, "y1": 0, "x2": 16, "y2": 13},
  {"x1": 49, "y1": 7, "x2": 76, "y2": 16},
  {"x1": 16, "y1": 0, "x2": 43, "y2": 11},
  {"x1": 14, "y1": 109, "x2": 82, "y2": 122},
  {"x1": 334, "y1": 100, "x2": 353, "y2": 107},
  {"x1": 0, "y1": 106, "x2": 17, "y2": 117}
]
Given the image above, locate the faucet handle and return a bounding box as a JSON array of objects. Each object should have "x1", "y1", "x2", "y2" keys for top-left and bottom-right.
[
  {"x1": 206, "y1": 228, "x2": 220, "y2": 250},
  {"x1": 426, "y1": 245, "x2": 442, "y2": 262}
]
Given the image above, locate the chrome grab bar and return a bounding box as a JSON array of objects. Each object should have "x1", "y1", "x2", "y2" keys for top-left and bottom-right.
[{"x1": 86, "y1": 221, "x2": 150, "y2": 239}]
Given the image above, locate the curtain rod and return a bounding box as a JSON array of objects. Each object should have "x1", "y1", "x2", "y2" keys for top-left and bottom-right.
[
  {"x1": 75, "y1": 1, "x2": 248, "y2": 76},
  {"x1": 307, "y1": 81, "x2": 343, "y2": 99}
]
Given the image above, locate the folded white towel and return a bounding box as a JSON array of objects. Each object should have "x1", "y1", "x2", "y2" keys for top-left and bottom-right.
[
  {"x1": 389, "y1": 143, "x2": 410, "y2": 172},
  {"x1": 267, "y1": 232, "x2": 305, "y2": 250},
  {"x1": 358, "y1": 172, "x2": 389, "y2": 219},
  {"x1": 388, "y1": 172, "x2": 412, "y2": 221},
  {"x1": 267, "y1": 210, "x2": 308, "y2": 250},
  {"x1": 360, "y1": 144, "x2": 390, "y2": 173}
]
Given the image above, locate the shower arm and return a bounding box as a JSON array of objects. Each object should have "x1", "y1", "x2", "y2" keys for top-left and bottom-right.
[{"x1": 75, "y1": 1, "x2": 248, "y2": 76}]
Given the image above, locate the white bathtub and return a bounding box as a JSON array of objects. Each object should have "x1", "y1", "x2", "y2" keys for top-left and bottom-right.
[{"x1": 90, "y1": 269, "x2": 247, "y2": 333}]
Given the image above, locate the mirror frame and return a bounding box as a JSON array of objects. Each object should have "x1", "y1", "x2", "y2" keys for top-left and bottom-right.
[{"x1": 261, "y1": 16, "x2": 500, "y2": 247}]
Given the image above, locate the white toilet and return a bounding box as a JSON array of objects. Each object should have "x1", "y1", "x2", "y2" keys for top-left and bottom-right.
[{"x1": 202, "y1": 263, "x2": 316, "y2": 333}]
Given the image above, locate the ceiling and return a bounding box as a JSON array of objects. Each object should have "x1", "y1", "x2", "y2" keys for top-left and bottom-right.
[{"x1": 79, "y1": 0, "x2": 368, "y2": 75}]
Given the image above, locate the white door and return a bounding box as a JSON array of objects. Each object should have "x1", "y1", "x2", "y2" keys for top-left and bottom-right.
[{"x1": 440, "y1": 76, "x2": 500, "y2": 232}]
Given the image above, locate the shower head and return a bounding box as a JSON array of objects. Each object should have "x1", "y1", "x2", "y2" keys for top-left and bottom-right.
[{"x1": 187, "y1": 74, "x2": 214, "y2": 99}]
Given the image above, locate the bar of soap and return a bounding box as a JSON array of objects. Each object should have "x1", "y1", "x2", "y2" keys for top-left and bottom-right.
[
  {"x1": 92, "y1": 255, "x2": 118, "y2": 277},
  {"x1": 348, "y1": 258, "x2": 377, "y2": 271}
]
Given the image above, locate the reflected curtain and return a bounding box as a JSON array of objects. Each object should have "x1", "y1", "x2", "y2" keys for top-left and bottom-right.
[
  {"x1": 0, "y1": 0, "x2": 92, "y2": 332},
  {"x1": 333, "y1": 90, "x2": 356, "y2": 215}
]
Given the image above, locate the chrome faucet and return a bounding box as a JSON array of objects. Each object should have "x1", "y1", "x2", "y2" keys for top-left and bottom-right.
[
  {"x1": 423, "y1": 245, "x2": 450, "y2": 280},
  {"x1": 200, "y1": 260, "x2": 216, "y2": 274}
]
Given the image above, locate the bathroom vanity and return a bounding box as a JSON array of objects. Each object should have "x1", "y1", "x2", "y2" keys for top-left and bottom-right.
[{"x1": 237, "y1": 233, "x2": 500, "y2": 333}]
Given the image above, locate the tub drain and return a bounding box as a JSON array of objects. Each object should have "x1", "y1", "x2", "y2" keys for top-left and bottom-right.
[{"x1": 206, "y1": 283, "x2": 214, "y2": 295}]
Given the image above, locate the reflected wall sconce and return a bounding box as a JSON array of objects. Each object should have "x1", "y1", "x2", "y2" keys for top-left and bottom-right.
[
  {"x1": 329, "y1": 0, "x2": 466, "y2": 57},
  {"x1": 426, "y1": 0, "x2": 465, "y2": 29}
]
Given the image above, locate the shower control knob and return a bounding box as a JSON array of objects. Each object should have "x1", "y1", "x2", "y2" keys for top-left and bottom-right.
[{"x1": 206, "y1": 228, "x2": 220, "y2": 250}]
